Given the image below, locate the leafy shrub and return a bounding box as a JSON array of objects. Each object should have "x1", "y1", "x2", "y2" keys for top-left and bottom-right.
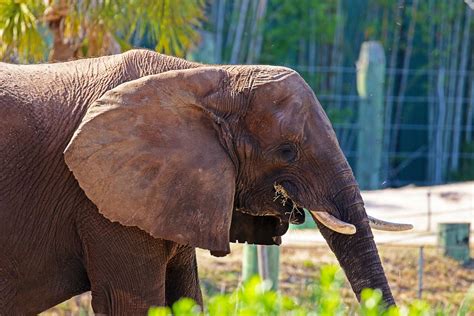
[{"x1": 148, "y1": 265, "x2": 474, "y2": 316}]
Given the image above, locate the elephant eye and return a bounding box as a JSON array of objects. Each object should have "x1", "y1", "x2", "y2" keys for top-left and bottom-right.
[{"x1": 277, "y1": 143, "x2": 298, "y2": 163}]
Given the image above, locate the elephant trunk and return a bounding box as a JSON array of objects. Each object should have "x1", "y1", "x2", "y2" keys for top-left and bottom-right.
[{"x1": 312, "y1": 171, "x2": 395, "y2": 305}]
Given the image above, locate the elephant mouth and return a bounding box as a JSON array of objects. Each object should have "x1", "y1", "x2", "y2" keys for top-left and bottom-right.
[
  {"x1": 233, "y1": 208, "x2": 290, "y2": 237},
  {"x1": 233, "y1": 180, "x2": 305, "y2": 225},
  {"x1": 273, "y1": 183, "x2": 305, "y2": 225},
  {"x1": 234, "y1": 183, "x2": 305, "y2": 225},
  {"x1": 229, "y1": 210, "x2": 289, "y2": 247}
]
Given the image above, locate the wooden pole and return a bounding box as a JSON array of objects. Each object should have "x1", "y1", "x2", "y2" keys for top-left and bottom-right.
[{"x1": 356, "y1": 41, "x2": 386, "y2": 189}]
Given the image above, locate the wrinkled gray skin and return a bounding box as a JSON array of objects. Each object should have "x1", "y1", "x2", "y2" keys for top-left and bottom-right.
[{"x1": 0, "y1": 50, "x2": 393, "y2": 314}]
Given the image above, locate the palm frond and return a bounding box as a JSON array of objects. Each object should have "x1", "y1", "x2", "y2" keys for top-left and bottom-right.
[
  {"x1": 0, "y1": 0, "x2": 46, "y2": 62},
  {"x1": 1, "y1": 0, "x2": 205, "y2": 61}
]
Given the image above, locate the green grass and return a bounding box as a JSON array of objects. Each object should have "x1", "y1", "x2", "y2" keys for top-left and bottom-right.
[{"x1": 149, "y1": 265, "x2": 474, "y2": 316}]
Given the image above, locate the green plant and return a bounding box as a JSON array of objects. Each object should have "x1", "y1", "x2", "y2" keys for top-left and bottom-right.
[
  {"x1": 0, "y1": 0, "x2": 46, "y2": 61},
  {"x1": 0, "y1": 0, "x2": 204, "y2": 62},
  {"x1": 148, "y1": 264, "x2": 474, "y2": 315}
]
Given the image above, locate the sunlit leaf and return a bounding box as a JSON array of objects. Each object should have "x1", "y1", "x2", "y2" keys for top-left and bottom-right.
[
  {"x1": 0, "y1": 0, "x2": 46, "y2": 62},
  {"x1": 1, "y1": 0, "x2": 204, "y2": 61},
  {"x1": 148, "y1": 306, "x2": 171, "y2": 316}
]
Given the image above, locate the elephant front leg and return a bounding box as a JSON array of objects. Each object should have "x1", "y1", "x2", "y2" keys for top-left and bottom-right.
[
  {"x1": 165, "y1": 246, "x2": 203, "y2": 307},
  {"x1": 89, "y1": 263, "x2": 166, "y2": 315},
  {"x1": 78, "y1": 208, "x2": 179, "y2": 314}
]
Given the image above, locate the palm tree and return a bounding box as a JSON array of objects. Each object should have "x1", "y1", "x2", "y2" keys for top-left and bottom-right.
[{"x1": 0, "y1": 0, "x2": 205, "y2": 62}]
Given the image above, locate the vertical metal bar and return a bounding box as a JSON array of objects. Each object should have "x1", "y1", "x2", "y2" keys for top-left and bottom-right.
[
  {"x1": 427, "y1": 190, "x2": 432, "y2": 231},
  {"x1": 418, "y1": 246, "x2": 424, "y2": 299}
]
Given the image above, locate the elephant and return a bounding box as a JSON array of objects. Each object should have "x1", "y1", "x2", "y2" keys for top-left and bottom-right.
[{"x1": 0, "y1": 49, "x2": 411, "y2": 314}]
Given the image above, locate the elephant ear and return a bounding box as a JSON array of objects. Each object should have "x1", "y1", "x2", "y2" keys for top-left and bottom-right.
[{"x1": 64, "y1": 68, "x2": 236, "y2": 254}]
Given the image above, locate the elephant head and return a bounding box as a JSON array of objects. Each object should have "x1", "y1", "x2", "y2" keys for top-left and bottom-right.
[{"x1": 64, "y1": 66, "x2": 411, "y2": 305}]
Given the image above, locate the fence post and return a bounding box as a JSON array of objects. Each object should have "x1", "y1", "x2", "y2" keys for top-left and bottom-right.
[
  {"x1": 242, "y1": 244, "x2": 279, "y2": 291},
  {"x1": 418, "y1": 246, "x2": 424, "y2": 299},
  {"x1": 427, "y1": 190, "x2": 432, "y2": 231},
  {"x1": 356, "y1": 41, "x2": 386, "y2": 189},
  {"x1": 269, "y1": 245, "x2": 280, "y2": 290},
  {"x1": 242, "y1": 244, "x2": 258, "y2": 281}
]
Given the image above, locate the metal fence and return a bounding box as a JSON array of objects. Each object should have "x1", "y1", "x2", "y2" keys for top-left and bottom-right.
[{"x1": 288, "y1": 64, "x2": 474, "y2": 187}]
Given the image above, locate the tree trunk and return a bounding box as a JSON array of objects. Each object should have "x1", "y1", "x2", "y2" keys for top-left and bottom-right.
[
  {"x1": 252, "y1": 0, "x2": 268, "y2": 63},
  {"x1": 298, "y1": 38, "x2": 307, "y2": 76},
  {"x1": 450, "y1": 6, "x2": 471, "y2": 172},
  {"x1": 466, "y1": 80, "x2": 474, "y2": 143},
  {"x1": 43, "y1": 2, "x2": 81, "y2": 62},
  {"x1": 224, "y1": 0, "x2": 241, "y2": 61},
  {"x1": 215, "y1": 0, "x2": 226, "y2": 63},
  {"x1": 427, "y1": 0, "x2": 436, "y2": 183},
  {"x1": 308, "y1": 9, "x2": 317, "y2": 89},
  {"x1": 436, "y1": 3, "x2": 450, "y2": 182},
  {"x1": 434, "y1": 68, "x2": 446, "y2": 183},
  {"x1": 230, "y1": 0, "x2": 250, "y2": 64},
  {"x1": 442, "y1": 3, "x2": 461, "y2": 177},
  {"x1": 245, "y1": 0, "x2": 267, "y2": 64},
  {"x1": 48, "y1": 21, "x2": 80, "y2": 62},
  {"x1": 381, "y1": 0, "x2": 404, "y2": 184},
  {"x1": 332, "y1": 0, "x2": 344, "y2": 112},
  {"x1": 389, "y1": 0, "x2": 418, "y2": 165}
]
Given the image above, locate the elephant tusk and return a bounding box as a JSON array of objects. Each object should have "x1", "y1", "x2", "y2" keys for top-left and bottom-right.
[
  {"x1": 309, "y1": 210, "x2": 357, "y2": 235},
  {"x1": 368, "y1": 215, "x2": 413, "y2": 231}
]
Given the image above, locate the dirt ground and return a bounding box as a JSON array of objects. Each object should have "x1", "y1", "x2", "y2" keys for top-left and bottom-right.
[{"x1": 41, "y1": 243, "x2": 474, "y2": 315}]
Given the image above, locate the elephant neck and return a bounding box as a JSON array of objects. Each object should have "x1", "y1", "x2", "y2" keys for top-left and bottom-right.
[{"x1": 125, "y1": 49, "x2": 201, "y2": 78}]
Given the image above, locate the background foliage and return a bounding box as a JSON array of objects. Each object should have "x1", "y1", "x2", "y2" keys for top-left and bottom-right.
[{"x1": 0, "y1": 0, "x2": 205, "y2": 62}]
